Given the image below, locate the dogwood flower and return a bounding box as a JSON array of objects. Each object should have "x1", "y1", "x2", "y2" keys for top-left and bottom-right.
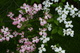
[
  {"x1": 55, "y1": 6, "x2": 62, "y2": 14},
  {"x1": 51, "y1": 0, "x2": 59, "y2": 2},
  {"x1": 76, "y1": 11, "x2": 80, "y2": 17},
  {"x1": 1, "y1": 26, "x2": 9, "y2": 34},
  {"x1": 39, "y1": 28, "x2": 47, "y2": 36},
  {"x1": 63, "y1": 29, "x2": 74, "y2": 37},
  {"x1": 33, "y1": 3, "x2": 42, "y2": 11},
  {"x1": 13, "y1": 31, "x2": 19, "y2": 37},
  {"x1": 57, "y1": 16, "x2": 66, "y2": 23},
  {"x1": 44, "y1": 12, "x2": 51, "y2": 19},
  {"x1": 38, "y1": 44, "x2": 46, "y2": 53},
  {"x1": 32, "y1": 36, "x2": 39, "y2": 43},
  {"x1": 7, "y1": 12, "x2": 14, "y2": 18},
  {"x1": 42, "y1": 0, "x2": 52, "y2": 7},
  {"x1": 69, "y1": 5, "x2": 78, "y2": 14},
  {"x1": 47, "y1": 23, "x2": 52, "y2": 31},
  {"x1": 40, "y1": 36, "x2": 50, "y2": 43},
  {"x1": 51, "y1": 45, "x2": 65, "y2": 53},
  {"x1": 39, "y1": 17, "x2": 47, "y2": 26},
  {"x1": 64, "y1": 2, "x2": 70, "y2": 10},
  {"x1": 20, "y1": 3, "x2": 30, "y2": 13},
  {"x1": 28, "y1": 27, "x2": 33, "y2": 31},
  {"x1": 64, "y1": 21, "x2": 73, "y2": 28}
]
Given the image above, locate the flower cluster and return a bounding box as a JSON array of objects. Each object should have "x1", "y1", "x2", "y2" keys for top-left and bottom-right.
[
  {"x1": 18, "y1": 37, "x2": 39, "y2": 53},
  {"x1": 7, "y1": 3, "x2": 42, "y2": 28},
  {"x1": 0, "y1": 26, "x2": 13, "y2": 42},
  {"x1": 51, "y1": 45, "x2": 65, "y2": 53},
  {"x1": 55, "y1": 2, "x2": 79, "y2": 37}
]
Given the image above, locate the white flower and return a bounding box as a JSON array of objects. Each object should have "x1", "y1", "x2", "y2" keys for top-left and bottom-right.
[
  {"x1": 63, "y1": 29, "x2": 67, "y2": 36},
  {"x1": 76, "y1": 11, "x2": 80, "y2": 17},
  {"x1": 57, "y1": 16, "x2": 66, "y2": 23},
  {"x1": 40, "y1": 36, "x2": 50, "y2": 43},
  {"x1": 63, "y1": 29, "x2": 74, "y2": 37},
  {"x1": 51, "y1": 45, "x2": 65, "y2": 53},
  {"x1": 47, "y1": 24, "x2": 52, "y2": 31},
  {"x1": 69, "y1": 5, "x2": 78, "y2": 14},
  {"x1": 38, "y1": 44, "x2": 46, "y2": 53},
  {"x1": 55, "y1": 6, "x2": 62, "y2": 14},
  {"x1": 64, "y1": 21, "x2": 73, "y2": 28},
  {"x1": 67, "y1": 28, "x2": 74, "y2": 37},
  {"x1": 64, "y1": 2, "x2": 70, "y2": 10},
  {"x1": 60, "y1": 9, "x2": 69, "y2": 18},
  {"x1": 55, "y1": 47, "x2": 62, "y2": 52},
  {"x1": 51, "y1": 0, "x2": 59, "y2": 2},
  {"x1": 43, "y1": 0, "x2": 52, "y2": 7},
  {"x1": 51, "y1": 45, "x2": 57, "y2": 50},
  {"x1": 60, "y1": 50, "x2": 65, "y2": 53}
]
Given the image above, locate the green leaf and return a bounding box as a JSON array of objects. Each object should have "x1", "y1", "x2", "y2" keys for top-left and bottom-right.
[
  {"x1": 58, "y1": 27, "x2": 63, "y2": 36},
  {"x1": 51, "y1": 27, "x2": 58, "y2": 34},
  {"x1": 61, "y1": 0, "x2": 66, "y2": 2},
  {"x1": 26, "y1": 0, "x2": 28, "y2": 2},
  {"x1": 53, "y1": 19, "x2": 59, "y2": 25},
  {"x1": 47, "y1": 18, "x2": 53, "y2": 22}
]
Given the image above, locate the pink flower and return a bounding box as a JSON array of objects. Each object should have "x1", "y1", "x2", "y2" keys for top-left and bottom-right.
[
  {"x1": 18, "y1": 14, "x2": 26, "y2": 22},
  {"x1": 12, "y1": 18, "x2": 19, "y2": 25},
  {"x1": 7, "y1": 12, "x2": 14, "y2": 18},
  {"x1": 5, "y1": 37, "x2": 10, "y2": 41},
  {"x1": 28, "y1": 27, "x2": 33, "y2": 31},
  {"x1": 17, "y1": 23, "x2": 22, "y2": 28},
  {"x1": 33, "y1": 3, "x2": 42, "y2": 11},
  {"x1": 44, "y1": 12, "x2": 51, "y2": 19},
  {"x1": 20, "y1": 3, "x2": 30, "y2": 13},
  {"x1": 39, "y1": 28, "x2": 47, "y2": 36},
  {"x1": 39, "y1": 17, "x2": 47, "y2": 26},
  {"x1": 18, "y1": 31, "x2": 24, "y2": 37},
  {"x1": 28, "y1": 7, "x2": 37, "y2": 15},
  {"x1": 32, "y1": 36, "x2": 39, "y2": 43},
  {"x1": 13, "y1": 31, "x2": 19, "y2": 37}
]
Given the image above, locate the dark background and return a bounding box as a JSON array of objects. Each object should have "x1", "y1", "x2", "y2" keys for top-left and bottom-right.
[{"x1": 0, "y1": 0, "x2": 80, "y2": 53}]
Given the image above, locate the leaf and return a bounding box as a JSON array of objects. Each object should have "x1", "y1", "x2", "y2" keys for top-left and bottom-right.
[
  {"x1": 47, "y1": 18, "x2": 53, "y2": 22},
  {"x1": 25, "y1": 0, "x2": 28, "y2": 2},
  {"x1": 58, "y1": 27, "x2": 63, "y2": 36},
  {"x1": 53, "y1": 19, "x2": 59, "y2": 25},
  {"x1": 51, "y1": 27, "x2": 58, "y2": 34},
  {"x1": 61, "y1": 0, "x2": 66, "y2": 2}
]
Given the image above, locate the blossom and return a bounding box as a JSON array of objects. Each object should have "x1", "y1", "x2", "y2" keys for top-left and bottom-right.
[
  {"x1": 38, "y1": 44, "x2": 46, "y2": 53},
  {"x1": 1, "y1": 26, "x2": 9, "y2": 34},
  {"x1": 39, "y1": 28, "x2": 47, "y2": 36},
  {"x1": 51, "y1": 0, "x2": 59, "y2": 2},
  {"x1": 51, "y1": 45, "x2": 65, "y2": 53},
  {"x1": 32, "y1": 36, "x2": 39, "y2": 43},
  {"x1": 69, "y1": 5, "x2": 78, "y2": 14},
  {"x1": 40, "y1": 36, "x2": 50, "y2": 43},
  {"x1": 28, "y1": 27, "x2": 33, "y2": 31},
  {"x1": 20, "y1": 3, "x2": 30, "y2": 13},
  {"x1": 55, "y1": 6, "x2": 62, "y2": 14},
  {"x1": 64, "y1": 2, "x2": 70, "y2": 10},
  {"x1": 7, "y1": 12, "x2": 14, "y2": 18},
  {"x1": 47, "y1": 23, "x2": 52, "y2": 31},
  {"x1": 64, "y1": 21, "x2": 73, "y2": 28},
  {"x1": 57, "y1": 16, "x2": 66, "y2": 23},
  {"x1": 76, "y1": 11, "x2": 80, "y2": 17},
  {"x1": 44, "y1": 12, "x2": 51, "y2": 19},
  {"x1": 63, "y1": 29, "x2": 74, "y2": 37},
  {"x1": 13, "y1": 31, "x2": 19, "y2": 37},
  {"x1": 39, "y1": 17, "x2": 47, "y2": 26},
  {"x1": 33, "y1": 3, "x2": 42, "y2": 11}
]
